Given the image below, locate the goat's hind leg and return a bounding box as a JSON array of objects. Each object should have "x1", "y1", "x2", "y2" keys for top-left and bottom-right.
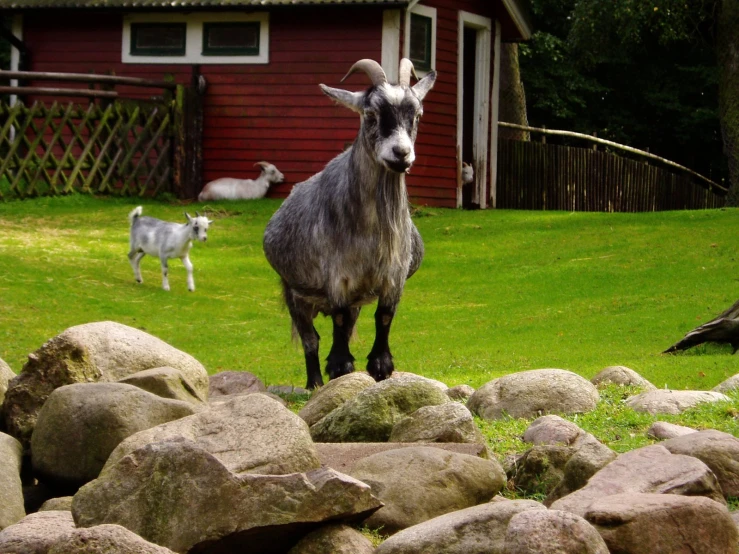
[
  {"x1": 285, "y1": 288, "x2": 323, "y2": 389},
  {"x1": 367, "y1": 302, "x2": 396, "y2": 381},
  {"x1": 326, "y1": 306, "x2": 360, "y2": 381},
  {"x1": 128, "y1": 250, "x2": 145, "y2": 284}
]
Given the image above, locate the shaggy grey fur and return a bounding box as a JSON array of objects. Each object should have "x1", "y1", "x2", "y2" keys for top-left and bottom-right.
[{"x1": 263, "y1": 58, "x2": 436, "y2": 389}]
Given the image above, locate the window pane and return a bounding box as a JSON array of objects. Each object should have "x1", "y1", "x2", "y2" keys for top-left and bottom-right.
[
  {"x1": 131, "y1": 23, "x2": 186, "y2": 56},
  {"x1": 203, "y1": 22, "x2": 260, "y2": 56},
  {"x1": 409, "y1": 14, "x2": 432, "y2": 70}
]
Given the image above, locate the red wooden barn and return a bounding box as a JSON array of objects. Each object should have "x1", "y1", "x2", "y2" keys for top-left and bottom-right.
[{"x1": 0, "y1": 0, "x2": 531, "y2": 208}]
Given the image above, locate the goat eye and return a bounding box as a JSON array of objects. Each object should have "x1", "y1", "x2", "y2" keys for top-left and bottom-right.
[{"x1": 364, "y1": 111, "x2": 377, "y2": 124}]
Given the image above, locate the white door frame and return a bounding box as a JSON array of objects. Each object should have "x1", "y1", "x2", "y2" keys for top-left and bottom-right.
[{"x1": 456, "y1": 11, "x2": 492, "y2": 208}]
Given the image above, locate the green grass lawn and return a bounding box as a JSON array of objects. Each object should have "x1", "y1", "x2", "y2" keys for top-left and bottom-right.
[{"x1": 1, "y1": 194, "x2": 738, "y2": 393}]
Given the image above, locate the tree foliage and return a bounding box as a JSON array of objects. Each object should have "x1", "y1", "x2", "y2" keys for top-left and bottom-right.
[{"x1": 519, "y1": 0, "x2": 728, "y2": 185}]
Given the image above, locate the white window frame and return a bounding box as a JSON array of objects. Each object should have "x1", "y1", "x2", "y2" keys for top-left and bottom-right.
[
  {"x1": 122, "y1": 12, "x2": 269, "y2": 64},
  {"x1": 403, "y1": 4, "x2": 436, "y2": 76}
]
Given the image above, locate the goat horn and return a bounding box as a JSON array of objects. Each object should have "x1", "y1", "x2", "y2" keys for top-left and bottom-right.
[
  {"x1": 340, "y1": 59, "x2": 387, "y2": 87},
  {"x1": 398, "y1": 58, "x2": 418, "y2": 87},
  {"x1": 195, "y1": 211, "x2": 201, "y2": 217},
  {"x1": 254, "y1": 161, "x2": 270, "y2": 169}
]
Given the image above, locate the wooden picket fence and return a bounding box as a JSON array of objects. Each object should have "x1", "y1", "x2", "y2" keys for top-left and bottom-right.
[
  {"x1": 496, "y1": 124, "x2": 727, "y2": 212},
  {"x1": 0, "y1": 70, "x2": 204, "y2": 200},
  {"x1": 0, "y1": 99, "x2": 172, "y2": 198}
]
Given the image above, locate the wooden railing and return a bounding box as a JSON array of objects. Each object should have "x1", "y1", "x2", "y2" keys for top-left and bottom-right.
[
  {"x1": 0, "y1": 70, "x2": 203, "y2": 200},
  {"x1": 496, "y1": 123, "x2": 727, "y2": 212}
]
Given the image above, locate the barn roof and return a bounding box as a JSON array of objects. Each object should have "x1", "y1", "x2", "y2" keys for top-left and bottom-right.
[{"x1": 0, "y1": 0, "x2": 404, "y2": 7}]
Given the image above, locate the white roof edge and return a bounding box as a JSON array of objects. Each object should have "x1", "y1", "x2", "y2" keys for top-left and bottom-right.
[{"x1": 501, "y1": 0, "x2": 532, "y2": 40}]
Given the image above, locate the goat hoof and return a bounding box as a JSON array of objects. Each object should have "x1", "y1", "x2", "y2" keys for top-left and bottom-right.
[
  {"x1": 326, "y1": 358, "x2": 355, "y2": 381},
  {"x1": 367, "y1": 352, "x2": 394, "y2": 382}
]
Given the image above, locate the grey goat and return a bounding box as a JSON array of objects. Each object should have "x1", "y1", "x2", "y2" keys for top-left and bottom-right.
[
  {"x1": 128, "y1": 206, "x2": 212, "y2": 292},
  {"x1": 263, "y1": 58, "x2": 436, "y2": 389}
]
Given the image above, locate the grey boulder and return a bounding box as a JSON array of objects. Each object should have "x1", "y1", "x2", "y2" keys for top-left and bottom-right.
[
  {"x1": 590, "y1": 365, "x2": 656, "y2": 389},
  {"x1": 468, "y1": 369, "x2": 599, "y2": 420},
  {"x1": 504, "y1": 509, "x2": 609, "y2": 554},
  {"x1": 31, "y1": 382, "x2": 200, "y2": 492},
  {"x1": 389, "y1": 402, "x2": 486, "y2": 445},
  {"x1": 625, "y1": 389, "x2": 730, "y2": 415},
  {"x1": 647, "y1": 421, "x2": 697, "y2": 440},
  {"x1": 298, "y1": 372, "x2": 376, "y2": 427},
  {"x1": 0, "y1": 432, "x2": 24, "y2": 530},
  {"x1": 286, "y1": 524, "x2": 374, "y2": 554},
  {"x1": 310, "y1": 374, "x2": 451, "y2": 443},
  {"x1": 586, "y1": 493, "x2": 738, "y2": 554},
  {"x1": 0, "y1": 511, "x2": 75, "y2": 554},
  {"x1": 374, "y1": 499, "x2": 546, "y2": 554},
  {"x1": 72, "y1": 440, "x2": 382, "y2": 554},
  {"x1": 48, "y1": 524, "x2": 176, "y2": 554},
  {"x1": 0, "y1": 357, "x2": 15, "y2": 407},
  {"x1": 347, "y1": 445, "x2": 506, "y2": 534},
  {"x1": 661, "y1": 429, "x2": 739, "y2": 497},
  {"x1": 104, "y1": 392, "x2": 321, "y2": 476},
  {"x1": 208, "y1": 370, "x2": 267, "y2": 398},
  {"x1": 2, "y1": 321, "x2": 209, "y2": 450},
  {"x1": 550, "y1": 444, "x2": 726, "y2": 516},
  {"x1": 118, "y1": 366, "x2": 206, "y2": 405}
]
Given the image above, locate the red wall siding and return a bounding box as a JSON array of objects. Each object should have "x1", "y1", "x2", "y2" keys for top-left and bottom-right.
[{"x1": 20, "y1": 1, "x2": 503, "y2": 208}]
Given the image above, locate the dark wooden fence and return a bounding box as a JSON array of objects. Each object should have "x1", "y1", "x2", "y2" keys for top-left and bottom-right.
[
  {"x1": 496, "y1": 125, "x2": 727, "y2": 212},
  {"x1": 0, "y1": 70, "x2": 203, "y2": 201}
]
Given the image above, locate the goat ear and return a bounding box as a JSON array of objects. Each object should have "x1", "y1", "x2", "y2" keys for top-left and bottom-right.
[
  {"x1": 412, "y1": 70, "x2": 437, "y2": 101},
  {"x1": 319, "y1": 84, "x2": 364, "y2": 114}
]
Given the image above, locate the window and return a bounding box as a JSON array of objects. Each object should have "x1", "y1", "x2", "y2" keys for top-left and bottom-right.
[
  {"x1": 122, "y1": 13, "x2": 269, "y2": 64},
  {"x1": 202, "y1": 22, "x2": 260, "y2": 56},
  {"x1": 403, "y1": 4, "x2": 436, "y2": 75},
  {"x1": 409, "y1": 14, "x2": 432, "y2": 71},
  {"x1": 130, "y1": 23, "x2": 186, "y2": 57}
]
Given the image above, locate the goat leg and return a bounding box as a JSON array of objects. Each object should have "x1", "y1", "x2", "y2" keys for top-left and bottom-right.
[
  {"x1": 285, "y1": 288, "x2": 323, "y2": 389},
  {"x1": 325, "y1": 306, "x2": 359, "y2": 381},
  {"x1": 160, "y1": 258, "x2": 170, "y2": 291},
  {"x1": 128, "y1": 250, "x2": 144, "y2": 284},
  {"x1": 367, "y1": 303, "x2": 396, "y2": 381}
]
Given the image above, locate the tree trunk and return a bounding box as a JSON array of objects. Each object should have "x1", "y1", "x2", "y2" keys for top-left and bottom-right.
[
  {"x1": 718, "y1": 0, "x2": 739, "y2": 205},
  {"x1": 498, "y1": 43, "x2": 530, "y2": 141}
]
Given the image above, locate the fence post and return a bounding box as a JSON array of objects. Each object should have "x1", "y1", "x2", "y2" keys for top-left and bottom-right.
[{"x1": 172, "y1": 68, "x2": 205, "y2": 200}]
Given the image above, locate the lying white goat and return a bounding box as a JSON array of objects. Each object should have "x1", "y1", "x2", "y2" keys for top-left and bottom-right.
[
  {"x1": 128, "y1": 206, "x2": 212, "y2": 292},
  {"x1": 198, "y1": 162, "x2": 284, "y2": 201}
]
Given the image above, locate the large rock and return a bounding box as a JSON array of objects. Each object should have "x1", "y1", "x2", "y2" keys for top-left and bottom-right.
[
  {"x1": 713, "y1": 374, "x2": 739, "y2": 394},
  {"x1": 298, "y1": 373, "x2": 376, "y2": 427},
  {"x1": 48, "y1": 524, "x2": 176, "y2": 554},
  {"x1": 0, "y1": 511, "x2": 75, "y2": 554},
  {"x1": 468, "y1": 369, "x2": 599, "y2": 420},
  {"x1": 590, "y1": 365, "x2": 656, "y2": 390},
  {"x1": 504, "y1": 509, "x2": 609, "y2": 554},
  {"x1": 550, "y1": 444, "x2": 726, "y2": 516},
  {"x1": 647, "y1": 421, "x2": 697, "y2": 440},
  {"x1": 208, "y1": 370, "x2": 267, "y2": 398},
  {"x1": 586, "y1": 493, "x2": 738, "y2": 554},
  {"x1": 118, "y1": 367, "x2": 205, "y2": 405},
  {"x1": 625, "y1": 389, "x2": 730, "y2": 415},
  {"x1": 523, "y1": 415, "x2": 584, "y2": 446},
  {"x1": 0, "y1": 433, "x2": 24, "y2": 530},
  {"x1": 310, "y1": 374, "x2": 451, "y2": 443},
  {"x1": 104, "y1": 393, "x2": 320, "y2": 476},
  {"x1": 661, "y1": 429, "x2": 739, "y2": 497},
  {"x1": 507, "y1": 445, "x2": 574, "y2": 498},
  {"x1": 2, "y1": 321, "x2": 209, "y2": 450},
  {"x1": 73, "y1": 440, "x2": 382, "y2": 554},
  {"x1": 31, "y1": 382, "x2": 200, "y2": 492},
  {"x1": 374, "y1": 499, "x2": 546, "y2": 554},
  {"x1": 0, "y1": 357, "x2": 15, "y2": 408},
  {"x1": 286, "y1": 524, "x2": 374, "y2": 554},
  {"x1": 389, "y1": 402, "x2": 485, "y2": 445},
  {"x1": 346, "y1": 445, "x2": 506, "y2": 533}
]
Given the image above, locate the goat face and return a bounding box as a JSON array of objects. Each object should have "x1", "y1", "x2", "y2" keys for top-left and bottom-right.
[
  {"x1": 320, "y1": 59, "x2": 436, "y2": 175},
  {"x1": 185, "y1": 212, "x2": 213, "y2": 242},
  {"x1": 256, "y1": 162, "x2": 285, "y2": 185}
]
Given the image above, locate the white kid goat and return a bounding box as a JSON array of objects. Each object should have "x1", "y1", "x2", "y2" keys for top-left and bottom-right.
[
  {"x1": 198, "y1": 162, "x2": 284, "y2": 201},
  {"x1": 128, "y1": 206, "x2": 212, "y2": 292}
]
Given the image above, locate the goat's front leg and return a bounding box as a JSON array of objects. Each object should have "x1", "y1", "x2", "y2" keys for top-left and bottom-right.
[
  {"x1": 367, "y1": 302, "x2": 396, "y2": 381},
  {"x1": 128, "y1": 250, "x2": 145, "y2": 284},
  {"x1": 159, "y1": 257, "x2": 170, "y2": 291},
  {"x1": 182, "y1": 255, "x2": 195, "y2": 292},
  {"x1": 326, "y1": 306, "x2": 360, "y2": 381}
]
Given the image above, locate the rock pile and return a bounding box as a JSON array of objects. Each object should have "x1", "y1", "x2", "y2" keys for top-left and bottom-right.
[{"x1": 0, "y1": 321, "x2": 736, "y2": 553}]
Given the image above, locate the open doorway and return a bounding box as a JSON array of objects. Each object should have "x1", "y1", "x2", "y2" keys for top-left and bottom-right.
[{"x1": 457, "y1": 12, "x2": 492, "y2": 209}]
